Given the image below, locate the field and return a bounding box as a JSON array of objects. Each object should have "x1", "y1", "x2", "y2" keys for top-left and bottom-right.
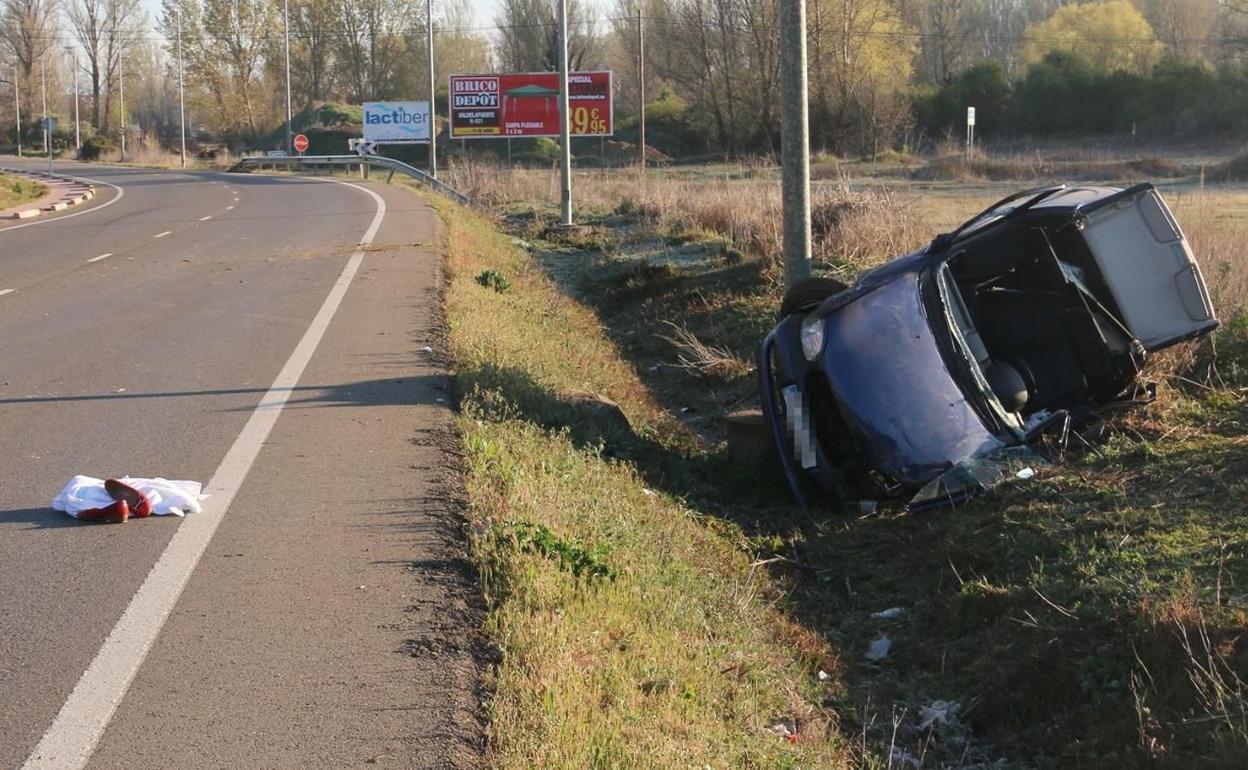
[
  {"x1": 422, "y1": 153, "x2": 1248, "y2": 767},
  {"x1": 0, "y1": 173, "x2": 47, "y2": 209}
]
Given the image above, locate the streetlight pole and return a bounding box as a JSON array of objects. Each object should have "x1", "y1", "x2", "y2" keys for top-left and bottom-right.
[
  {"x1": 4, "y1": 68, "x2": 19, "y2": 156},
  {"x1": 426, "y1": 0, "x2": 436, "y2": 178},
  {"x1": 556, "y1": 0, "x2": 572, "y2": 225},
  {"x1": 283, "y1": 0, "x2": 292, "y2": 154},
  {"x1": 119, "y1": 56, "x2": 126, "y2": 162},
  {"x1": 41, "y1": 58, "x2": 51, "y2": 172},
  {"x1": 176, "y1": 6, "x2": 187, "y2": 167},
  {"x1": 778, "y1": 0, "x2": 812, "y2": 287},
  {"x1": 66, "y1": 47, "x2": 80, "y2": 152}
]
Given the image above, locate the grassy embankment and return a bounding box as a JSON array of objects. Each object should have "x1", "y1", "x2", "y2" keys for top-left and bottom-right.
[
  {"x1": 430, "y1": 158, "x2": 1248, "y2": 766},
  {"x1": 0, "y1": 174, "x2": 47, "y2": 209}
]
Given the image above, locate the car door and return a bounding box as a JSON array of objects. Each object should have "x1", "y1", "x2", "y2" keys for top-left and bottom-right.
[{"x1": 1076, "y1": 184, "x2": 1218, "y2": 351}]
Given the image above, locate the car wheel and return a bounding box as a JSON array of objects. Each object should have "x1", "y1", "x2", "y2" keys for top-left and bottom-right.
[{"x1": 778, "y1": 276, "x2": 850, "y2": 319}]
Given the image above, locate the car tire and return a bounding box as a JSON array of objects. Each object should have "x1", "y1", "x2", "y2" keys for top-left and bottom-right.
[{"x1": 778, "y1": 276, "x2": 850, "y2": 319}]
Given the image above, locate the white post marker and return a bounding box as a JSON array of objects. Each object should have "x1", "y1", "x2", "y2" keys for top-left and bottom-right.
[{"x1": 966, "y1": 106, "x2": 976, "y2": 158}]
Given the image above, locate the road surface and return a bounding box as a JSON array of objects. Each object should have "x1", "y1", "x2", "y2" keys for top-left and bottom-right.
[{"x1": 0, "y1": 160, "x2": 483, "y2": 768}]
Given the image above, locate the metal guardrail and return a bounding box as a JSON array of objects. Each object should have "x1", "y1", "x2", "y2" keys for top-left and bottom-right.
[{"x1": 229, "y1": 154, "x2": 472, "y2": 206}]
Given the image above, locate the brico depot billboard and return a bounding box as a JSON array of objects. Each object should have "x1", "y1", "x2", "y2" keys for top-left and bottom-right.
[
  {"x1": 448, "y1": 72, "x2": 613, "y2": 139},
  {"x1": 362, "y1": 101, "x2": 431, "y2": 143}
]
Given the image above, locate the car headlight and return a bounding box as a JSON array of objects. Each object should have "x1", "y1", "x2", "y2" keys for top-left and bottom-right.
[{"x1": 799, "y1": 313, "x2": 825, "y2": 362}]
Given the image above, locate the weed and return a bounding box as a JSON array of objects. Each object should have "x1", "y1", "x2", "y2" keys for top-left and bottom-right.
[
  {"x1": 503, "y1": 520, "x2": 616, "y2": 581},
  {"x1": 475, "y1": 268, "x2": 511, "y2": 293}
]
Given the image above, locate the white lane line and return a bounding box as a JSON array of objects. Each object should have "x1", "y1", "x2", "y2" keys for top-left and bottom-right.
[
  {"x1": 0, "y1": 174, "x2": 125, "y2": 234},
  {"x1": 153, "y1": 230, "x2": 172, "y2": 238},
  {"x1": 22, "y1": 180, "x2": 387, "y2": 770},
  {"x1": 87, "y1": 253, "x2": 112, "y2": 263},
  {"x1": 198, "y1": 215, "x2": 212, "y2": 221},
  {"x1": 0, "y1": 288, "x2": 14, "y2": 296}
]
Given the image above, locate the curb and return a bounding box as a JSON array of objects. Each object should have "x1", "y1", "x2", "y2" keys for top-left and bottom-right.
[{"x1": 1, "y1": 167, "x2": 98, "y2": 220}]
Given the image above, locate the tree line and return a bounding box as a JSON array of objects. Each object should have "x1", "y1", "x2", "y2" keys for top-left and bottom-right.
[{"x1": 3, "y1": 0, "x2": 1248, "y2": 156}]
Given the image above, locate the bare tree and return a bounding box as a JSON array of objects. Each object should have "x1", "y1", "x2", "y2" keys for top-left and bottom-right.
[
  {"x1": 495, "y1": 0, "x2": 596, "y2": 72},
  {"x1": 1, "y1": 0, "x2": 59, "y2": 116},
  {"x1": 66, "y1": 0, "x2": 143, "y2": 130}
]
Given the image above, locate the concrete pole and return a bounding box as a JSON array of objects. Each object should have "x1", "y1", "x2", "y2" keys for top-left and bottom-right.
[
  {"x1": 119, "y1": 57, "x2": 126, "y2": 161},
  {"x1": 778, "y1": 0, "x2": 812, "y2": 288},
  {"x1": 284, "y1": 0, "x2": 292, "y2": 153},
  {"x1": 177, "y1": 7, "x2": 187, "y2": 167},
  {"x1": 556, "y1": 0, "x2": 572, "y2": 225},
  {"x1": 637, "y1": 7, "x2": 645, "y2": 173},
  {"x1": 427, "y1": 0, "x2": 436, "y2": 178},
  {"x1": 12, "y1": 66, "x2": 20, "y2": 156},
  {"x1": 69, "y1": 49, "x2": 80, "y2": 151},
  {"x1": 41, "y1": 59, "x2": 50, "y2": 172}
]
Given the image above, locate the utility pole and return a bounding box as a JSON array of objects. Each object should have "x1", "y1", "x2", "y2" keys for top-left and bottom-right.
[
  {"x1": 66, "y1": 47, "x2": 80, "y2": 152},
  {"x1": 284, "y1": 0, "x2": 292, "y2": 154},
  {"x1": 556, "y1": 0, "x2": 572, "y2": 225},
  {"x1": 177, "y1": 6, "x2": 187, "y2": 167},
  {"x1": 41, "y1": 58, "x2": 50, "y2": 172},
  {"x1": 427, "y1": 0, "x2": 436, "y2": 178},
  {"x1": 777, "y1": 0, "x2": 811, "y2": 288},
  {"x1": 119, "y1": 56, "x2": 126, "y2": 161},
  {"x1": 9, "y1": 67, "x2": 19, "y2": 157},
  {"x1": 637, "y1": 7, "x2": 645, "y2": 173}
]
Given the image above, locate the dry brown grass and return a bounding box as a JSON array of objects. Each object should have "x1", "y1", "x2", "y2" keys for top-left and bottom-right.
[{"x1": 101, "y1": 143, "x2": 237, "y2": 170}]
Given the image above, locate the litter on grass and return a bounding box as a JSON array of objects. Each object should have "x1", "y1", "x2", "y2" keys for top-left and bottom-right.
[
  {"x1": 871, "y1": 607, "x2": 905, "y2": 620},
  {"x1": 865, "y1": 635, "x2": 892, "y2": 662},
  {"x1": 53, "y1": 475, "x2": 207, "y2": 518}
]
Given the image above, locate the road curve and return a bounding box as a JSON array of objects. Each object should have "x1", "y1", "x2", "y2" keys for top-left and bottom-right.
[{"x1": 0, "y1": 159, "x2": 483, "y2": 768}]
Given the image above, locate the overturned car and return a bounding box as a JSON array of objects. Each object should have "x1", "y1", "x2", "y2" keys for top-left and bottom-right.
[{"x1": 759, "y1": 184, "x2": 1218, "y2": 510}]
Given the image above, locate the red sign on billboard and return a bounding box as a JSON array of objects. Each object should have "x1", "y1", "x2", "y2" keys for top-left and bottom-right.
[{"x1": 449, "y1": 72, "x2": 613, "y2": 139}]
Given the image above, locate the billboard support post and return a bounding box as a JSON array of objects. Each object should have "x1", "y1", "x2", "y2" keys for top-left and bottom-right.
[
  {"x1": 637, "y1": 8, "x2": 645, "y2": 175},
  {"x1": 557, "y1": 0, "x2": 573, "y2": 226}
]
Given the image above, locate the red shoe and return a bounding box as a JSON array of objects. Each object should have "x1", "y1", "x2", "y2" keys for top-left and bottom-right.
[
  {"x1": 105, "y1": 479, "x2": 152, "y2": 518},
  {"x1": 76, "y1": 500, "x2": 129, "y2": 523}
]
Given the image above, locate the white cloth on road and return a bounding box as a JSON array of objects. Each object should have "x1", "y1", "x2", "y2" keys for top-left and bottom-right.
[{"x1": 52, "y1": 475, "x2": 207, "y2": 518}]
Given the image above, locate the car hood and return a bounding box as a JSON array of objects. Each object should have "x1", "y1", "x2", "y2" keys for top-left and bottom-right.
[{"x1": 818, "y1": 270, "x2": 1006, "y2": 484}]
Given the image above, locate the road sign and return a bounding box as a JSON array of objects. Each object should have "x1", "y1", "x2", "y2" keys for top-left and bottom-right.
[
  {"x1": 966, "y1": 107, "x2": 976, "y2": 127},
  {"x1": 293, "y1": 133, "x2": 309, "y2": 153},
  {"x1": 362, "y1": 102, "x2": 430, "y2": 144},
  {"x1": 449, "y1": 72, "x2": 613, "y2": 139}
]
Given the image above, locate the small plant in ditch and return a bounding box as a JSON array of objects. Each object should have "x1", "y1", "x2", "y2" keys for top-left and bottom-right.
[
  {"x1": 475, "y1": 268, "x2": 511, "y2": 293},
  {"x1": 504, "y1": 520, "x2": 616, "y2": 582}
]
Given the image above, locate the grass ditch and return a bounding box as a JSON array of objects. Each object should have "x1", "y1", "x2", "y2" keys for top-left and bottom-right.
[
  {"x1": 420, "y1": 163, "x2": 1248, "y2": 766},
  {"x1": 0, "y1": 174, "x2": 47, "y2": 209},
  {"x1": 433, "y1": 195, "x2": 851, "y2": 767}
]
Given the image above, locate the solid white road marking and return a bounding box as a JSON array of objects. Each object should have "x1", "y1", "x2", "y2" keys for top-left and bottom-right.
[
  {"x1": 22, "y1": 179, "x2": 388, "y2": 770},
  {"x1": 0, "y1": 175, "x2": 125, "y2": 234},
  {"x1": 87, "y1": 253, "x2": 112, "y2": 263},
  {"x1": 153, "y1": 230, "x2": 172, "y2": 238},
  {"x1": 0, "y1": 288, "x2": 14, "y2": 296},
  {"x1": 199, "y1": 215, "x2": 212, "y2": 221}
]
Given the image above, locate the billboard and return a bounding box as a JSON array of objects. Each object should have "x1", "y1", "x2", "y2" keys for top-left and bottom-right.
[
  {"x1": 362, "y1": 101, "x2": 431, "y2": 143},
  {"x1": 449, "y1": 72, "x2": 613, "y2": 139}
]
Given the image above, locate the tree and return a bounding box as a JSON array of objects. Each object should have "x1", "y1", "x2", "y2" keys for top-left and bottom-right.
[
  {"x1": 1019, "y1": 0, "x2": 1165, "y2": 75},
  {"x1": 288, "y1": 0, "x2": 337, "y2": 103},
  {"x1": 334, "y1": 0, "x2": 413, "y2": 102},
  {"x1": 495, "y1": 0, "x2": 596, "y2": 72},
  {"x1": 1140, "y1": 0, "x2": 1218, "y2": 63},
  {"x1": 66, "y1": 0, "x2": 144, "y2": 130},
  {"x1": 1, "y1": 0, "x2": 59, "y2": 120}
]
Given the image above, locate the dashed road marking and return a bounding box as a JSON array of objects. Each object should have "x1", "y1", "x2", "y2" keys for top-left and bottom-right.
[
  {"x1": 0, "y1": 288, "x2": 14, "y2": 297},
  {"x1": 87, "y1": 253, "x2": 112, "y2": 263},
  {"x1": 199, "y1": 216, "x2": 213, "y2": 221},
  {"x1": 154, "y1": 231, "x2": 172, "y2": 238},
  {"x1": 226, "y1": 206, "x2": 235, "y2": 211}
]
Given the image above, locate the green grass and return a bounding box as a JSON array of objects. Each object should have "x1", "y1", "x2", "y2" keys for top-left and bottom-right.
[
  {"x1": 0, "y1": 174, "x2": 47, "y2": 209},
  {"x1": 434, "y1": 196, "x2": 850, "y2": 767},
  {"x1": 417, "y1": 168, "x2": 1248, "y2": 766}
]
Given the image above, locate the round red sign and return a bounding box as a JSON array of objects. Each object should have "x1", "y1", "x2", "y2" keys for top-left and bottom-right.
[{"x1": 293, "y1": 134, "x2": 309, "y2": 153}]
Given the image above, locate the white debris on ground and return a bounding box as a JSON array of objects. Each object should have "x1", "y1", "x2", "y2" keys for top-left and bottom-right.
[
  {"x1": 871, "y1": 606, "x2": 906, "y2": 620},
  {"x1": 865, "y1": 634, "x2": 892, "y2": 662},
  {"x1": 1016, "y1": 467, "x2": 1036, "y2": 480},
  {"x1": 52, "y1": 475, "x2": 207, "y2": 517}
]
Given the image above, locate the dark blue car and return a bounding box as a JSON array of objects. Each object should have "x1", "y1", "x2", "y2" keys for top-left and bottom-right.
[{"x1": 759, "y1": 184, "x2": 1218, "y2": 510}]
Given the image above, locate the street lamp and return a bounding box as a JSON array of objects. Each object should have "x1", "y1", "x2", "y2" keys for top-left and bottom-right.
[
  {"x1": 427, "y1": 0, "x2": 436, "y2": 178},
  {"x1": 0, "y1": 69, "x2": 19, "y2": 156},
  {"x1": 176, "y1": 6, "x2": 186, "y2": 167},
  {"x1": 283, "y1": 0, "x2": 292, "y2": 154},
  {"x1": 118, "y1": 55, "x2": 126, "y2": 161},
  {"x1": 65, "y1": 46, "x2": 80, "y2": 152}
]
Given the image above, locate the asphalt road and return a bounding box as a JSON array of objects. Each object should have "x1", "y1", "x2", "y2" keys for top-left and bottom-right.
[{"x1": 0, "y1": 160, "x2": 483, "y2": 768}]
